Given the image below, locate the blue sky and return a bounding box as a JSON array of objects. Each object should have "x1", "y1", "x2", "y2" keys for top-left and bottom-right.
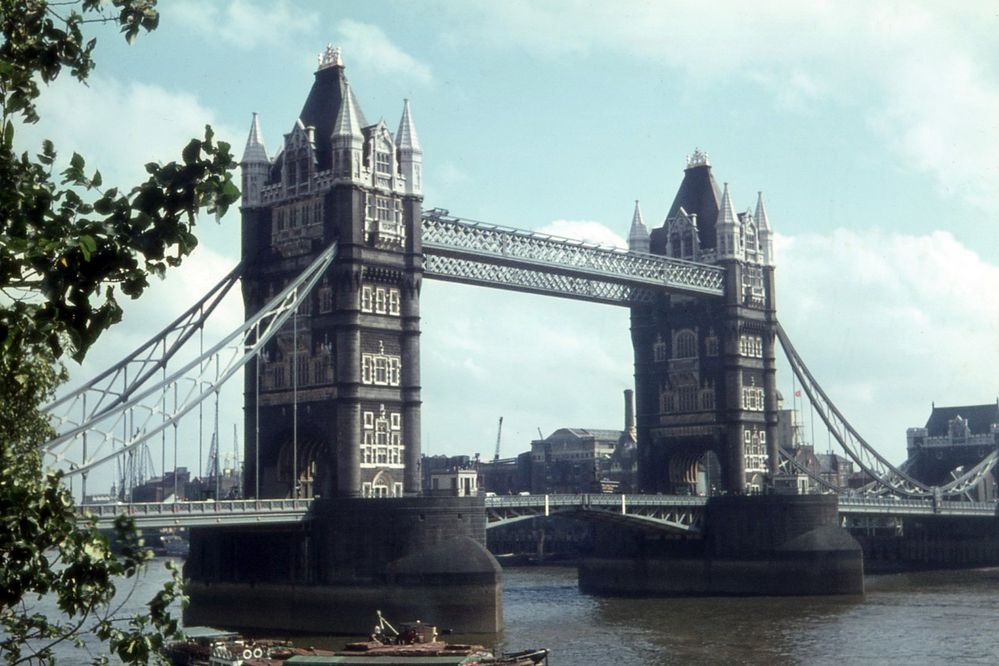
[{"x1": 28, "y1": 1, "x2": 999, "y2": 488}]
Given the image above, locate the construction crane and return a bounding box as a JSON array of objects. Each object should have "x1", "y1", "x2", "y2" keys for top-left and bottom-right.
[{"x1": 493, "y1": 417, "x2": 504, "y2": 462}]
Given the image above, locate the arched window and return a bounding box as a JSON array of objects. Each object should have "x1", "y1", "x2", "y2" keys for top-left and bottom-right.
[{"x1": 674, "y1": 330, "x2": 697, "y2": 359}]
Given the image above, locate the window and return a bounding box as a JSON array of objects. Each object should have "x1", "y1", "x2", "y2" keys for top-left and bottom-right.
[
  {"x1": 361, "y1": 341, "x2": 401, "y2": 386},
  {"x1": 705, "y1": 335, "x2": 719, "y2": 357},
  {"x1": 376, "y1": 196, "x2": 392, "y2": 221},
  {"x1": 360, "y1": 285, "x2": 401, "y2": 317},
  {"x1": 677, "y1": 386, "x2": 698, "y2": 412},
  {"x1": 318, "y1": 283, "x2": 333, "y2": 313},
  {"x1": 376, "y1": 151, "x2": 391, "y2": 175},
  {"x1": 674, "y1": 330, "x2": 697, "y2": 359},
  {"x1": 361, "y1": 405, "x2": 404, "y2": 469},
  {"x1": 661, "y1": 390, "x2": 675, "y2": 414},
  {"x1": 739, "y1": 335, "x2": 763, "y2": 358},
  {"x1": 653, "y1": 335, "x2": 667, "y2": 362}
]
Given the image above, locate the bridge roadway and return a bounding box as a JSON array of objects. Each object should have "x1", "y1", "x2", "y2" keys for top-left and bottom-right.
[{"x1": 77, "y1": 494, "x2": 998, "y2": 532}]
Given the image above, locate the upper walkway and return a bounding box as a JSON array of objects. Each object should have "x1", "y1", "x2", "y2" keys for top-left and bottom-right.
[{"x1": 77, "y1": 493, "x2": 998, "y2": 531}]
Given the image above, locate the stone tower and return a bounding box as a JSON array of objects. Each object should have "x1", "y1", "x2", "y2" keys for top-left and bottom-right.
[
  {"x1": 631, "y1": 150, "x2": 778, "y2": 494},
  {"x1": 240, "y1": 46, "x2": 424, "y2": 499}
]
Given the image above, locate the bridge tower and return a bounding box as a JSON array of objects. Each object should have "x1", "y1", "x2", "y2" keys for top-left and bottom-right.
[
  {"x1": 240, "y1": 46, "x2": 423, "y2": 499},
  {"x1": 631, "y1": 150, "x2": 778, "y2": 494}
]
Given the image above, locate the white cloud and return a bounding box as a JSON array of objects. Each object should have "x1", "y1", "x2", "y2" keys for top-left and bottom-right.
[
  {"x1": 335, "y1": 20, "x2": 433, "y2": 86},
  {"x1": 172, "y1": 0, "x2": 315, "y2": 50},
  {"x1": 536, "y1": 220, "x2": 627, "y2": 248},
  {"x1": 434, "y1": 1, "x2": 999, "y2": 212},
  {"x1": 21, "y1": 74, "x2": 243, "y2": 191},
  {"x1": 776, "y1": 228, "x2": 999, "y2": 462}
]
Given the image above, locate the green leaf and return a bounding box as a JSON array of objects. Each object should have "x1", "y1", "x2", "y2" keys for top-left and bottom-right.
[{"x1": 79, "y1": 235, "x2": 97, "y2": 260}]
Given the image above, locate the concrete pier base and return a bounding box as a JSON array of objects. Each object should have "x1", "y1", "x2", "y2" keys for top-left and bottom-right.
[
  {"x1": 579, "y1": 494, "x2": 863, "y2": 597},
  {"x1": 183, "y1": 497, "x2": 501, "y2": 635}
]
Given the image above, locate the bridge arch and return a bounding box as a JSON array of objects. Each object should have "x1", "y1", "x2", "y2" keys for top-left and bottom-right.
[{"x1": 275, "y1": 427, "x2": 335, "y2": 499}]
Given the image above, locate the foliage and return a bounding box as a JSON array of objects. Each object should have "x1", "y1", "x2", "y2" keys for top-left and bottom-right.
[{"x1": 0, "y1": 0, "x2": 240, "y2": 663}]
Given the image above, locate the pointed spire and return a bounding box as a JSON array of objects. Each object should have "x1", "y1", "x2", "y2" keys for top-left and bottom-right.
[
  {"x1": 717, "y1": 183, "x2": 737, "y2": 228},
  {"x1": 628, "y1": 200, "x2": 650, "y2": 252},
  {"x1": 716, "y1": 182, "x2": 742, "y2": 259},
  {"x1": 396, "y1": 99, "x2": 422, "y2": 153},
  {"x1": 241, "y1": 112, "x2": 268, "y2": 164},
  {"x1": 332, "y1": 82, "x2": 363, "y2": 141},
  {"x1": 756, "y1": 191, "x2": 775, "y2": 266},
  {"x1": 755, "y1": 191, "x2": 771, "y2": 231}
]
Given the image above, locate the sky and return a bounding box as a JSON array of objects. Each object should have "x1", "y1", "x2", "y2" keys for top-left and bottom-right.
[{"x1": 26, "y1": 1, "x2": 999, "y2": 492}]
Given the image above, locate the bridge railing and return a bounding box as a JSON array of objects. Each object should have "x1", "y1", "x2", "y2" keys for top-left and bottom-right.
[
  {"x1": 484, "y1": 493, "x2": 710, "y2": 509},
  {"x1": 79, "y1": 498, "x2": 314, "y2": 522}
]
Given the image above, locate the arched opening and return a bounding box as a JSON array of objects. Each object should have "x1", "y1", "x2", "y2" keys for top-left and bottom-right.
[
  {"x1": 667, "y1": 450, "x2": 722, "y2": 496},
  {"x1": 276, "y1": 433, "x2": 333, "y2": 499}
]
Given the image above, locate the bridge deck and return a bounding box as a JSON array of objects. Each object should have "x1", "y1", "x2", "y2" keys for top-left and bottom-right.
[{"x1": 76, "y1": 494, "x2": 998, "y2": 530}]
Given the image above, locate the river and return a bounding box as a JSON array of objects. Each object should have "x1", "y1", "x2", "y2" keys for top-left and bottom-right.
[{"x1": 25, "y1": 559, "x2": 999, "y2": 664}]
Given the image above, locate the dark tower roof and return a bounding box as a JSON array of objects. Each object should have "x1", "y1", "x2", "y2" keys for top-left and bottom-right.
[
  {"x1": 297, "y1": 64, "x2": 345, "y2": 170},
  {"x1": 664, "y1": 162, "x2": 722, "y2": 250},
  {"x1": 924, "y1": 403, "x2": 999, "y2": 436}
]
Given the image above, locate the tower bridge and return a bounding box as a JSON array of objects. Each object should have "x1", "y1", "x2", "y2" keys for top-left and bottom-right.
[{"x1": 43, "y1": 46, "x2": 999, "y2": 635}]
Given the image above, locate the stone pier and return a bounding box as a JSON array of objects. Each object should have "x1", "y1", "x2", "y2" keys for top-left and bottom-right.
[{"x1": 184, "y1": 497, "x2": 501, "y2": 635}]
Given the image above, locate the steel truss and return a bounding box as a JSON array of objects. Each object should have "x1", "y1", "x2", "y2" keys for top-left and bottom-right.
[
  {"x1": 44, "y1": 265, "x2": 242, "y2": 424},
  {"x1": 42, "y1": 243, "x2": 339, "y2": 478},
  {"x1": 485, "y1": 494, "x2": 705, "y2": 534},
  {"x1": 777, "y1": 322, "x2": 998, "y2": 499},
  {"x1": 421, "y1": 209, "x2": 725, "y2": 304}
]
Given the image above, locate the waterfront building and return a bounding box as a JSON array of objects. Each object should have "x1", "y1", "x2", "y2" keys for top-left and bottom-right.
[
  {"x1": 528, "y1": 390, "x2": 638, "y2": 494},
  {"x1": 906, "y1": 401, "x2": 999, "y2": 500}
]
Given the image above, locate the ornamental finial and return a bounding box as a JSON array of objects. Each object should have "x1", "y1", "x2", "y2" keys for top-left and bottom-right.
[
  {"x1": 318, "y1": 44, "x2": 343, "y2": 70},
  {"x1": 686, "y1": 148, "x2": 710, "y2": 168}
]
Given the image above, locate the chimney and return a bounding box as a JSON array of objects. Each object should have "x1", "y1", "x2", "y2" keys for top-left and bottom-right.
[{"x1": 624, "y1": 389, "x2": 636, "y2": 433}]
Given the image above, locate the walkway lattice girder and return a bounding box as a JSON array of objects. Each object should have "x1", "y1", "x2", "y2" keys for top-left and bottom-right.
[{"x1": 421, "y1": 210, "x2": 725, "y2": 304}]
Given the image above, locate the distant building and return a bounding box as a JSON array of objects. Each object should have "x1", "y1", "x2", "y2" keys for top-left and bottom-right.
[
  {"x1": 528, "y1": 390, "x2": 638, "y2": 494},
  {"x1": 906, "y1": 401, "x2": 999, "y2": 500},
  {"x1": 429, "y1": 468, "x2": 478, "y2": 497},
  {"x1": 478, "y1": 452, "x2": 532, "y2": 495}
]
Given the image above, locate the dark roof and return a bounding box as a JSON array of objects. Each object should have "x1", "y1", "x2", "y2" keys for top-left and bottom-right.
[
  {"x1": 295, "y1": 64, "x2": 348, "y2": 171},
  {"x1": 925, "y1": 403, "x2": 999, "y2": 436},
  {"x1": 545, "y1": 428, "x2": 624, "y2": 443},
  {"x1": 664, "y1": 163, "x2": 722, "y2": 249}
]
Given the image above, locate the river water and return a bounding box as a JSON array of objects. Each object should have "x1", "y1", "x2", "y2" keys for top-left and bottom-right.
[{"x1": 29, "y1": 559, "x2": 999, "y2": 664}]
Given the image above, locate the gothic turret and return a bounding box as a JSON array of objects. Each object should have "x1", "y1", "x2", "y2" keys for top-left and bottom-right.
[
  {"x1": 755, "y1": 191, "x2": 774, "y2": 266},
  {"x1": 715, "y1": 182, "x2": 742, "y2": 259},
  {"x1": 331, "y1": 81, "x2": 365, "y2": 180},
  {"x1": 628, "y1": 200, "x2": 650, "y2": 253},
  {"x1": 240, "y1": 112, "x2": 269, "y2": 208},
  {"x1": 396, "y1": 99, "x2": 422, "y2": 196}
]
